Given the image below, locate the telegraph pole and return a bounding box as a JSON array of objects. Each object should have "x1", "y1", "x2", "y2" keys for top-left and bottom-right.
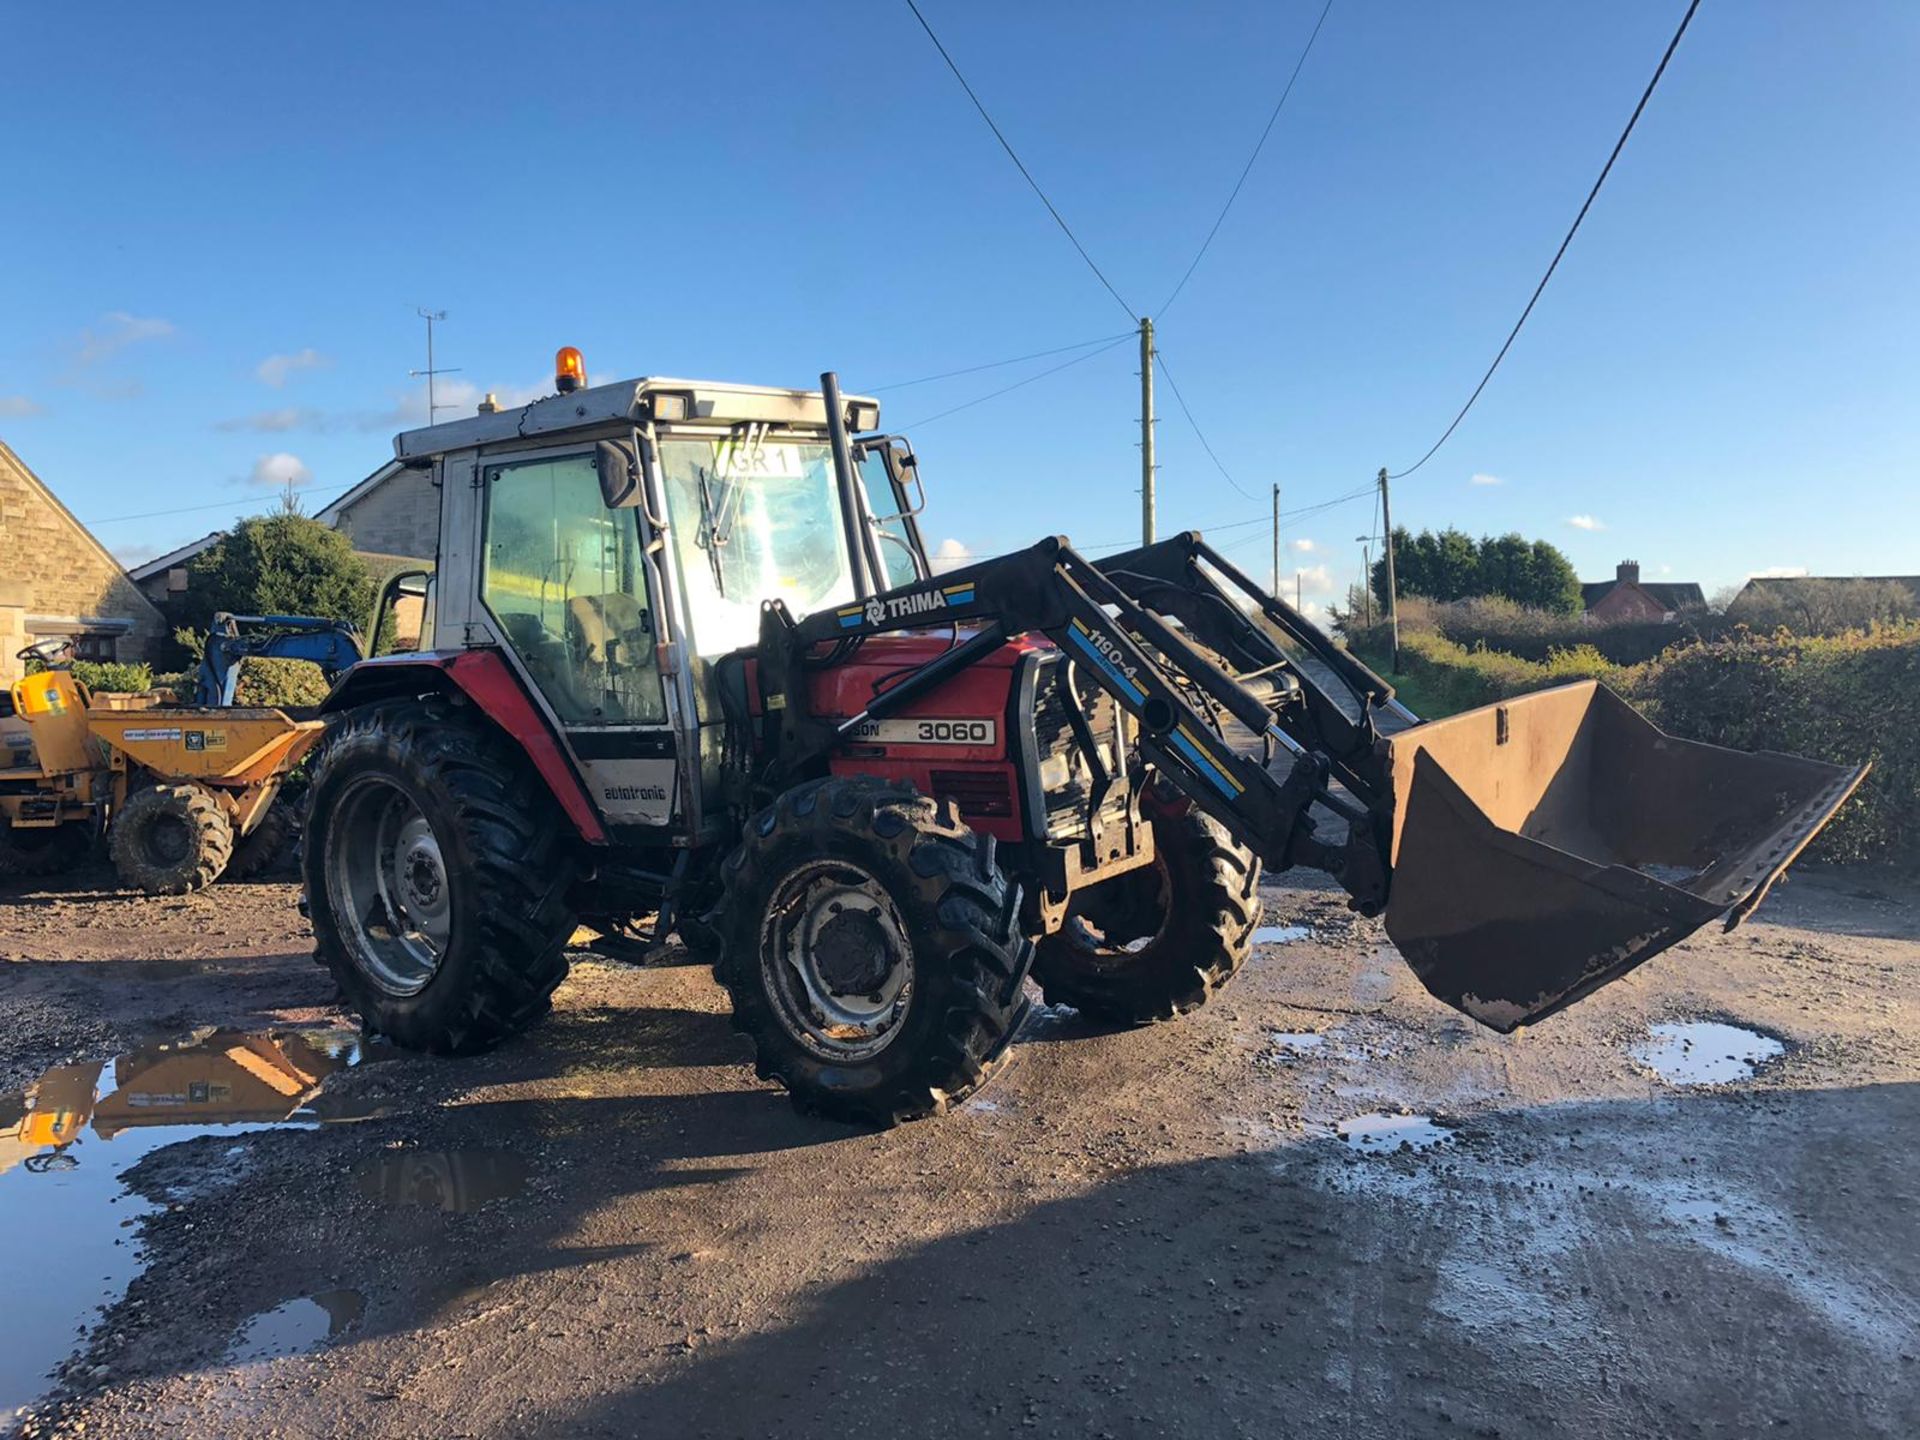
[
  {"x1": 1139, "y1": 318, "x2": 1155, "y2": 545},
  {"x1": 1357, "y1": 535, "x2": 1374, "y2": 629},
  {"x1": 410, "y1": 308, "x2": 462, "y2": 424},
  {"x1": 1271, "y1": 482, "x2": 1281, "y2": 594},
  {"x1": 1378, "y1": 467, "x2": 1400, "y2": 672}
]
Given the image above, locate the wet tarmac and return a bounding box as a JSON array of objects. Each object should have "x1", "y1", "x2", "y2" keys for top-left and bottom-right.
[
  {"x1": 1629, "y1": 1020, "x2": 1786, "y2": 1085},
  {"x1": 225, "y1": 1289, "x2": 364, "y2": 1363},
  {"x1": 0, "y1": 1026, "x2": 385, "y2": 1417},
  {"x1": 1336, "y1": 1111, "x2": 1455, "y2": 1154}
]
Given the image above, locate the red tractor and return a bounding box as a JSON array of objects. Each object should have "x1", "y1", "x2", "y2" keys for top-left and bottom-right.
[{"x1": 301, "y1": 351, "x2": 1864, "y2": 1124}]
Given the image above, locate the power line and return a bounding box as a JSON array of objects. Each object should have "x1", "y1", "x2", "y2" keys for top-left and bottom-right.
[
  {"x1": 904, "y1": 0, "x2": 1137, "y2": 322},
  {"x1": 1158, "y1": 0, "x2": 1336, "y2": 318},
  {"x1": 894, "y1": 333, "x2": 1133, "y2": 430},
  {"x1": 1388, "y1": 0, "x2": 1702, "y2": 480},
  {"x1": 1153, "y1": 351, "x2": 1257, "y2": 502},
  {"x1": 87, "y1": 482, "x2": 357, "y2": 527},
  {"x1": 869, "y1": 331, "x2": 1136, "y2": 392}
]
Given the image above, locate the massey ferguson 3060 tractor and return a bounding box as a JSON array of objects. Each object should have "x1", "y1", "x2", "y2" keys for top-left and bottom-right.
[{"x1": 301, "y1": 350, "x2": 1865, "y2": 1124}]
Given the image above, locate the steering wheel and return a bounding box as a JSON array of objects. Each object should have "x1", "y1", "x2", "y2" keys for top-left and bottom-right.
[{"x1": 16, "y1": 637, "x2": 74, "y2": 669}]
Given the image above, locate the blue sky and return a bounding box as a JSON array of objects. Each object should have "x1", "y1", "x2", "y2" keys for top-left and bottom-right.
[{"x1": 2, "y1": 1, "x2": 1914, "y2": 613}]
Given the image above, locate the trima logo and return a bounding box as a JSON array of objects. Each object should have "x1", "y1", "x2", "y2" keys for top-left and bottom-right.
[{"x1": 838, "y1": 581, "x2": 979, "y2": 630}]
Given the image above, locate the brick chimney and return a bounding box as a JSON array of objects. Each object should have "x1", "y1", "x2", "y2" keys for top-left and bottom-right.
[{"x1": 1617, "y1": 560, "x2": 1640, "y2": 585}]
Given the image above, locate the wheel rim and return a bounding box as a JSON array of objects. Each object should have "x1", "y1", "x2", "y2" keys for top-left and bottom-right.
[
  {"x1": 1062, "y1": 857, "x2": 1173, "y2": 966},
  {"x1": 143, "y1": 813, "x2": 194, "y2": 868},
  {"x1": 325, "y1": 774, "x2": 452, "y2": 996},
  {"x1": 759, "y1": 859, "x2": 914, "y2": 1062}
]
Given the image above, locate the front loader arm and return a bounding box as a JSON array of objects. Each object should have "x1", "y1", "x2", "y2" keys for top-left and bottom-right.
[{"x1": 760, "y1": 536, "x2": 1393, "y2": 911}]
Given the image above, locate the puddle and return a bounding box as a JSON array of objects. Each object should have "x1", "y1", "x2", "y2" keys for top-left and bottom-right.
[
  {"x1": 351, "y1": 1150, "x2": 529, "y2": 1212},
  {"x1": 226, "y1": 1289, "x2": 364, "y2": 1363},
  {"x1": 1630, "y1": 1021, "x2": 1785, "y2": 1086},
  {"x1": 1251, "y1": 925, "x2": 1311, "y2": 946},
  {"x1": 1337, "y1": 1112, "x2": 1454, "y2": 1154},
  {"x1": 1269, "y1": 1032, "x2": 1327, "y2": 1055},
  {"x1": 0, "y1": 1026, "x2": 386, "y2": 1416}
]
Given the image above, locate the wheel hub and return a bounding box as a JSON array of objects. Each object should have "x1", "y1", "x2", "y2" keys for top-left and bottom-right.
[
  {"x1": 325, "y1": 777, "x2": 453, "y2": 997},
  {"x1": 761, "y1": 862, "x2": 915, "y2": 1061}
]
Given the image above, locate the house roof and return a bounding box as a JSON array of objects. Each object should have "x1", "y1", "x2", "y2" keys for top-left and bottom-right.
[
  {"x1": 313, "y1": 459, "x2": 409, "y2": 526},
  {"x1": 126, "y1": 531, "x2": 224, "y2": 581},
  {"x1": 1581, "y1": 579, "x2": 1706, "y2": 611}
]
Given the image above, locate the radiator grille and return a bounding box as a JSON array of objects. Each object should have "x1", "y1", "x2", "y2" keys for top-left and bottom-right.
[{"x1": 931, "y1": 769, "x2": 1014, "y2": 819}]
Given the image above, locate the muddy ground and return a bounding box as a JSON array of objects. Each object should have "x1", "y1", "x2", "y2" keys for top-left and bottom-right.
[{"x1": 1, "y1": 860, "x2": 1916, "y2": 1438}]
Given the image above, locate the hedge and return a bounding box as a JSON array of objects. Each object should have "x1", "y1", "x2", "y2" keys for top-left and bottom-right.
[{"x1": 1351, "y1": 625, "x2": 1633, "y2": 713}]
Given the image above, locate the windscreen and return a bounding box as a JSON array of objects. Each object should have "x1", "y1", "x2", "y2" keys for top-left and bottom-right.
[{"x1": 658, "y1": 435, "x2": 858, "y2": 656}]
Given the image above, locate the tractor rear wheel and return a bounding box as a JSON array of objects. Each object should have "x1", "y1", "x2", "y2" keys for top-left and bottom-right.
[
  {"x1": 110, "y1": 783, "x2": 234, "y2": 894},
  {"x1": 0, "y1": 821, "x2": 93, "y2": 879},
  {"x1": 303, "y1": 698, "x2": 578, "y2": 1054},
  {"x1": 711, "y1": 776, "x2": 1032, "y2": 1126},
  {"x1": 1031, "y1": 804, "x2": 1260, "y2": 1024},
  {"x1": 226, "y1": 797, "x2": 298, "y2": 880}
]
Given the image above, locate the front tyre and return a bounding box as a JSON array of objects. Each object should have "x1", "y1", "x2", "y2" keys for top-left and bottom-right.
[
  {"x1": 1031, "y1": 804, "x2": 1260, "y2": 1024},
  {"x1": 712, "y1": 777, "x2": 1032, "y2": 1127},
  {"x1": 303, "y1": 698, "x2": 578, "y2": 1054}
]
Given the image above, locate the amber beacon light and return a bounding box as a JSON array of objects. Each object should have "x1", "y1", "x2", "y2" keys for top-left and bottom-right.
[{"x1": 555, "y1": 346, "x2": 587, "y2": 394}]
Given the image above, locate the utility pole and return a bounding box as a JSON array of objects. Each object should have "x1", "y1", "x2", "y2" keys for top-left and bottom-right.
[
  {"x1": 1356, "y1": 535, "x2": 1373, "y2": 629},
  {"x1": 1139, "y1": 318, "x2": 1155, "y2": 545},
  {"x1": 1378, "y1": 467, "x2": 1400, "y2": 672},
  {"x1": 1271, "y1": 482, "x2": 1281, "y2": 594},
  {"x1": 410, "y1": 308, "x2": 462, "y2": 424}
]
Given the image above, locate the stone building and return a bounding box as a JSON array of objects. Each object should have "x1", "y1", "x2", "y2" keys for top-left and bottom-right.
[
  {"x1": 0, "y1": 440, "x2": 168, "y2": 684},
  {"x1": 315, "y1": 459, "x2": 437, "y2": 565}
]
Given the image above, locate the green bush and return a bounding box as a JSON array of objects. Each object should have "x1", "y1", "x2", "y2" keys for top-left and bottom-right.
[
  {"x1": 231, "y1": 657, "x2": 334, "y2": 709},
  {"x1": 1419, "y1": 595, "x2": 1723, "y2": 666},
  {"x1": 71, "y1": 660, "x2": 156, "y2": 693},
  {"x1": 1641, "y1": 624, "x2": 1920, "y2": 863},
  {"x1": 1352, "y1": 626, "x2": 1632, "y2": 713}
]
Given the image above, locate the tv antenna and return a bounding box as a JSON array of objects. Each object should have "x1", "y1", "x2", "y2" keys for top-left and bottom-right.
[{"x1": 409, "y1": 308, "x2": 462, "y2": 423}]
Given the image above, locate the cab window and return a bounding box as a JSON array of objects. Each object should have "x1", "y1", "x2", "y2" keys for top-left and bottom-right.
[{"x1": 481, "y1": 453, "x2": 665, "y2": 725}]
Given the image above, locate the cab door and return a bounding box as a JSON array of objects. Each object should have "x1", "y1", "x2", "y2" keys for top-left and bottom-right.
[{"x1": 855, "y1": 436, "x2": 931, "y2": 591}]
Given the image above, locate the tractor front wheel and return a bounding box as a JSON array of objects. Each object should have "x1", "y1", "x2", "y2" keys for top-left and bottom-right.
[
  {"x1": 711, "y1": 777, "x2": 1032, "y2": 1126},
  {"x1": 1031, "y1": 804, "x2": 1261, "y2": 1024},
  {"x1": 303, "y1": 698, "x2": 578, "y2": 1054},
  {"x1": 110, "y1": 783, "x2": 234, "y2": 894}
]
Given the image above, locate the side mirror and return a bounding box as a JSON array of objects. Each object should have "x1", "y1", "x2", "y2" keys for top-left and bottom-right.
[{"x1": 597, "y1": 439, "x2": 647, "y2": 509}]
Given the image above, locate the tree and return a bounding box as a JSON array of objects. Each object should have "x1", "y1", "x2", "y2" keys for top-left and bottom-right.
[
  {"x1": 1371, "y1": 527, "x2": 1583, "y2": 615},
  {"x1": 178, "y1": 513, "x2": 375, "y2": 638}
]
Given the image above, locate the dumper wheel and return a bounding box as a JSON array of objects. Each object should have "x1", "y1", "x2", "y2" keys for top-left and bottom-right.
[
  {"x1": 1032, "y1": 805, "x2": 1260, "y2": 1024},
  {"x1": 303, "y1": 698, "x2": 578, "y2": 1055},
  {"x1": 711, "y1": 776, "x2": 1032, "y2": 1127},
  {"x1": 110, "y1": 782, "x2": 234, "y2": 894},
  {"x1": 0, "y1": 822, "x2": 93, "y2": 879},
  {"x1": 226, "y1": 798, "x2": 298, "y2": 880}
]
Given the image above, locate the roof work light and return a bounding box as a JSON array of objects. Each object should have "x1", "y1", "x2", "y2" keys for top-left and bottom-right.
[{"x1": 555, "y1": 346, "x2": 587, "y2": 394}]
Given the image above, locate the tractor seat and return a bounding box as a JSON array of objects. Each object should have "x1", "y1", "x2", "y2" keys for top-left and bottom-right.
[{"x1": 566, "y1": 593, "x2": 652, "y2": 670}]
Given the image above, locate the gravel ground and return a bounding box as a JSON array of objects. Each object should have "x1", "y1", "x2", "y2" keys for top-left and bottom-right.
[{"x1": 1, "y1": 859, "x2": 1916, "y2": 1438}]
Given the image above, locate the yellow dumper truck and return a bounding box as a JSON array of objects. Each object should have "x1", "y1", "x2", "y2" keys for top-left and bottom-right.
[{"x1": 0, "y1": 638, "x2": 326, "y2": 892}]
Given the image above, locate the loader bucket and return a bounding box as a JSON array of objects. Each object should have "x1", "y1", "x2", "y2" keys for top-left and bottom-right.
[{"x1": 1382, "y1": 681, "x2": 1866, "y2": 1032}]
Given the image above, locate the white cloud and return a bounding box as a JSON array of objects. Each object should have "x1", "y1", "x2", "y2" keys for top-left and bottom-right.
[
  {"x1": 0, "y1": 395, "x2": 46, "y2": 418},
  {"x1": 256, "y1": 348, "x2": 330, "y2": 387},
  {"x1": 1289, "y1": 563, "x2": 1336, "y2": 596},
  {"x1": 1290, "y1": 537, "x2": 1317, "y2": 553},
  {"x1": 242, "y1": 452, "x2": 313, "y2": 490},
  {"x1": 216, "y1": 406, "x2": 325, "y2": 433},
  {"x1": 75, "y1": 311, "x2": 175, "y2": 367},
  {"x1": 1748, "y1": 565, "x2": 1808, "y2": 579},
  {"x1": 930, "y1": 538, "x2": 972, "y2": 575},
  {"x1": 113, "y1": 541, "x2": 165, "y2": 567},
  {"x1": 360, "y1": 376, "x2": 550, "y2": 431},
  {"x1": 1469, "y1": 472, "x2": 1503, "y2": 487},
  {"x1": 1567, "y1": 514, "x2": 1605, "y2": 532}
]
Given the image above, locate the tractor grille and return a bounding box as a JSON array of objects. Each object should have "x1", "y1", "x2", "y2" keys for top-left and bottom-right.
[
  {"x1": 931, "y1": 769, "x2": 1014, "y2": 819},
  {"x1": 1028, "y1": 657, "x2": 1129, "y2": 842}
]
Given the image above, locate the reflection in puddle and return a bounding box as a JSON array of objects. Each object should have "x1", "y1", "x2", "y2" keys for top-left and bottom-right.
[
  {"x1": 1337, "y1": 1112, "x2": 1454, "y2": 1154},
  {"x1": 1269, "y1": 1032, "x2": 1327, "y2": 1055},
  {"x1": 1252, "y1": 925, "x2": 1311, "y2": 946},
  {"x1": 0, "y1": 1026, "x2": 386, "y2": 1416},
  {"x1": 351, "y1": 1150, "x2": 529, "y2": 1212},
  {"x1": 227, "y1": 1290, "x2": 365, "y2": 1363},
  {"x1": 1630, "y1": 1021, "x2": 1785, "y2": 1086}
]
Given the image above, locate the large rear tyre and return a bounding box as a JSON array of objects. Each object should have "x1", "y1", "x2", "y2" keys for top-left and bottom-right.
[
  {"x1": 1031, "y1": 804, "x2": 1260, "y2": 1024},
  {"x1": 109, "y1": 783, "x2": 233, "y2": 894},
  {"x1": 303, "y1": 698, "x2": 578, "y2": 1054},
  {"x1": 711, "y1": 776, "x2": 1032, "y2": 1127},
  {"x1": 0, "y1": 822, "x2": 93, "y2": 879}
]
